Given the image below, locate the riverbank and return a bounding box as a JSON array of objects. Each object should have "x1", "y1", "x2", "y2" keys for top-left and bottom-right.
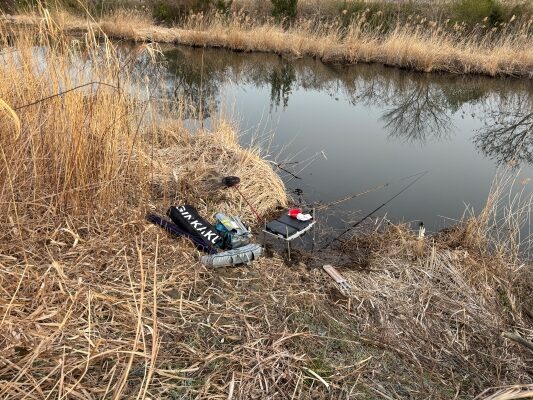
[
  {"x1": 1, "y1": 14, "x2": 532, "y2": 400},
  {"x1": 3, "y1": 5, "x2": 533, "y2": 78}
]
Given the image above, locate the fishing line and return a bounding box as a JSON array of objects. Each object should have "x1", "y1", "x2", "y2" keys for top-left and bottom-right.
[
  {"x1": 315, "y1": 170, "x2": 429, "y2": 210},
  {"x1": 321, "y1": 170, "x2": 428, "y2": 249},
  {"x1": 13, "y1": 82, "x2": 119, "y2": 111}
]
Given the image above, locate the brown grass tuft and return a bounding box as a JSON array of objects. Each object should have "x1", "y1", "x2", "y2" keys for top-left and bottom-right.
[{"x1": 151, "y1": 119, "x2": 287, "y2": 221}]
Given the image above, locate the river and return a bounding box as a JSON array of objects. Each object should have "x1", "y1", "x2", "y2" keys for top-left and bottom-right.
[{"x1": 154, "y1": 44, "x2": 533, "y2": 232}]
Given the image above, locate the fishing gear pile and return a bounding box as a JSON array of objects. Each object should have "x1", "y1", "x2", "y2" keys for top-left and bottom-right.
[{"x1": 148, "y1": 204, "x2": 263, "y2": 268}]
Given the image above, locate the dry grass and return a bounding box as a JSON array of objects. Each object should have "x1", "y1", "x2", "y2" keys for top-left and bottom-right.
[
  {"x1": 169, "y1": 13, "x2": 533, "y2": 77},
  {"x1": 0, "y1": 6, "x2": 532, "y2": 400},
  {"x1": 99, "y1": 9, "x2": 154, "y2": 39},
  {"x1": 337, "y1": 233, "x2": 532, "y2": 395},
  {"x1": 150, "y1": 119, "x2": 288, "y2": 222},
  {"x1": 5, "y1": 7, "x2": 531, "y2": 77},
  {"x1": 0, "y1": 13, "x2": 294, "y2": 399},
  {"x1": 334, "y1": 169, "x2": 533, "y2": 397},
  {"x1": 0, "y1": 18, "x2": 146, "y2": 216}
]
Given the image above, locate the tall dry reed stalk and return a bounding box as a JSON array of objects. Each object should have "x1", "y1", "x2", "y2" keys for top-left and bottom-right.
[
  {"x1": 465, "y1": 167, "x2": 533, "y2": 261},
  {"x1": 0, "y1": 14, "x2": 151, "y2": 218}
]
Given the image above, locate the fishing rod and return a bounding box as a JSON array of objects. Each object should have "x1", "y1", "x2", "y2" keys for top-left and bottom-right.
[
  {"x1": 321, "y1": 171, "x2": 428, "y2": 249},
  {"x1": 309, "y1": 170, "x2": 429, "y2": 211},
  {"x1": 222, "y1": 176, "x2": 264, "y2": 223}
]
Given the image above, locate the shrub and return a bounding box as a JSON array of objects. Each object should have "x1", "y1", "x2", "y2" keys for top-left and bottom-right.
[
  {"x1": 153, "y1": 1, "x2": 182, "y2": 23},
  {"x1": 214, "y1": 0, "x2": 232, "y2": 15},
  {"x1": 3, "y1": 0, "x2": 40, "y2": 12},
  {"x1": 2, "y1": 0, "x2": 116, "y2": 14},
  {"x1": 337, "y1": 1, "x2": 427, "y2": 32},
  {"x1": 152, "y1": 0, "x2": 232, "y2": 23},
  {"x1": 187, "y1": 0, "x2": 232, "y2": 14},
  {"x1": 271, "y1": 0, "x2": 298, "y2": 21},
  {"x1": 452, "y1": 0, "x2": 505, "y2": 26},
  {"x1": 0, "y1": 0, "x2": 14, "y2": 12},
  {"x1": 193, "y1": 0, "x2": 212, "y2": 12}
]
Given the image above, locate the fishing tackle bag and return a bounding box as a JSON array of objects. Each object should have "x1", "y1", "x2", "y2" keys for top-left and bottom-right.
[
  {"x1": 214, "y1": 213, "x2": 252, "y2": 249},
  {"x1": 147, "y1": 213, "x2": 217, "y2": 254},
  {"x1": 201, "y1": 243, "x2": 263, "y2": 268},
  {"x1": 167, "y1": 205, "x2": 222, "y2": 249}
]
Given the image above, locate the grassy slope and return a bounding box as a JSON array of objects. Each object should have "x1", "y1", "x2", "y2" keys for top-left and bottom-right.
[{"x1": 0, "y1": 11, "x2": 532, "y2": 400}]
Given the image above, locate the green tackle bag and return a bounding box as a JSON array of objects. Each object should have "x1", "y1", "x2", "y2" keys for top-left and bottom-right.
[{"x1": 214, "y1": 213, "x2": 252, "y2": 249}]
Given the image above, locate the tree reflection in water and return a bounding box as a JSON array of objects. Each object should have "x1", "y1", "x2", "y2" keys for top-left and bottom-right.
[
  {"x1": 475, "y1": 96, "x2": 533, "y2": 165},
  {"x1": 381, "y1": 84, "x2": 453, "y2": 144},
  {"x1": 269, "y1": 61, "x2": 295, "y2": 110},
  {"x1": 139, "y1": 44, "x2": 533, "y2": 166},
  {"x1": 160, "y1": 47, "x2": 224, "y2": 119}
]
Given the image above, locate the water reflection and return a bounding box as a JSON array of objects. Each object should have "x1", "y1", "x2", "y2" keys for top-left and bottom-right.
[
  {"x1": 475, "y1": 96, "x2": 533, "y2": 165},
  {"x1": 269, "y1": 61, "x2": 295, "y2": 110},
  {"x1": 152, "y1": 45, "x2": 532, "y2": 166},
  {"x1": 381, "y1": 84, "x2": 453, "y2": 144},
  {"x1": 163, "y1": 48, "x2": 222, "y2": 118}
]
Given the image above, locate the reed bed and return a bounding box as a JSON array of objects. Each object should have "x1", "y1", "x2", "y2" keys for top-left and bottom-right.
[
  {"x1": 0, "y1": 10, "x2": 287, "y2": 216},
  {"x1": 150, "y1": 119, "x2": 288, "y2": 222},
  {"x1": 334, "y1": 168, "x2": 533, "y2": 397},
  {"x1": 5, "y1": 6, "x2": 532, "y2": 78},
  {"x1": 0, "y1": 16, "x2": 148, "y2": 217},
  {"x1": 137, "y1": 12, "x2": 533, "y2": 77},
  {"x1": 0, "y1": 8, "x2": 532, "y2": 400}
]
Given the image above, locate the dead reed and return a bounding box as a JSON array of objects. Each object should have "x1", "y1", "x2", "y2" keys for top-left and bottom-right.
[
  {"x1": 5, "y1": 6, "x2": 530, "y2": 77},
  {"x1": 149, "y1": 119, "x2": 288, "y2": 222},
  {"x1": 0, "y1": 11, "x2": 294, "y2": 399},
  {"x1": 0, "y1": 14, "x2": 147, "y2": 216},
  {"x1": 171, "y1": 12, "x2": 533, "y2": 77}
]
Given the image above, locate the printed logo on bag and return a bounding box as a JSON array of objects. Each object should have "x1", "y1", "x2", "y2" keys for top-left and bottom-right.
[{"x1": 178, "y1": 206, "x2": 221, "y2": 244}]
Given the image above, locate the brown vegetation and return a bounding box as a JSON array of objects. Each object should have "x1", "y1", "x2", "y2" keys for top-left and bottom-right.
[
  {"x1": 3, "y1": 0, "x2": 533, "y2": 78},
  {"x1": 0, "y1": 9, "x2": 532, "y2": 400}
]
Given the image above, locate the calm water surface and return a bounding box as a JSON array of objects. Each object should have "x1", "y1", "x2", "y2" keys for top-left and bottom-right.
[{"x1": 156, "y1": 45, "x2": 533, "y2": 232}]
